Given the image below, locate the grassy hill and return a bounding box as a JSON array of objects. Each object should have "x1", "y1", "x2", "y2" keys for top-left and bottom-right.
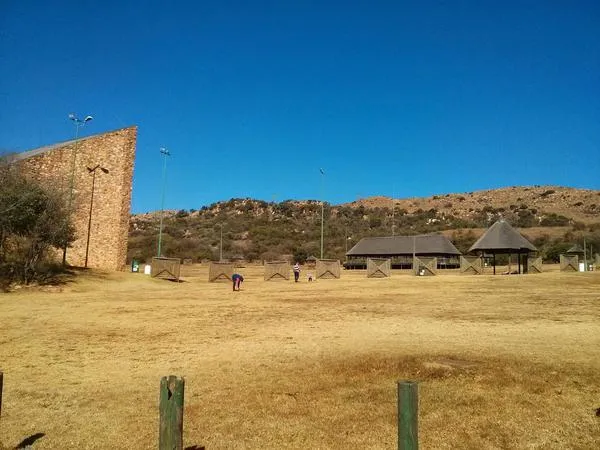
[{"x1": 128, "y1": 185, "x2": 600, "y2": 264}]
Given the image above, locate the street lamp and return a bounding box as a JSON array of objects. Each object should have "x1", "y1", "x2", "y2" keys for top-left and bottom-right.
[
  {"x1": 219, "y1": 223, "x2": 224, "y2": 261},
  {"x1": 345, "y1": 234, "x2": 352, "y2": 259},
  {"x1": 63, "y1": 113, "x2": 93, "y2": 265},
  {"x1": 84, "y1": 165, "x2": 109, "y2": 268},
  {"x1": 391, "y1": 187, "x2": 395, "y2": 236},
  {"x1": 157, "y1": 147, "x2": 170, "y2": 257},
  {"x1": 320, "y1": 167, "x2": 325, "y2": 259}
]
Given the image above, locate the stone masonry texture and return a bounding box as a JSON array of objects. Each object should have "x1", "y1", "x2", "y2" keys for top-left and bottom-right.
[{"x1": 16, "y1": 126, "x2": 137, "y2": 270}]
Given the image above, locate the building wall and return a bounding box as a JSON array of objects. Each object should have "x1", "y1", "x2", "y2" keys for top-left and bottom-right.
[{"x1": 17, "y1": 126, "x2": 137, "y2": 270}]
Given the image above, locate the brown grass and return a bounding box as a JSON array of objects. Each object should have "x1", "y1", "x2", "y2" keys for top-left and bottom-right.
[{"x1": 1, "y1": 265, "x2": 599, "y2": 449}]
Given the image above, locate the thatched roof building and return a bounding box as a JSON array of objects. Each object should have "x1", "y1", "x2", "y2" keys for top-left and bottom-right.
[
  {"x1": 346, "y1": 234, "x2": 460, "y2": 269},
  {"x1": 565, "y1": 244, "x2": 585, "y2": 255},
  {"x1": 468, "y1": 220, "x2": 536, "y2": 274}
]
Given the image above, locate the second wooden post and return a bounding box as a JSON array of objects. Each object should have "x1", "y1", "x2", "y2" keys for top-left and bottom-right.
[
  {"x1": 398, "y1": 380, "x2": 418, "y2": 450},
  {"x1": 159, "y1": 375, "x2": 185, "y2": 450}
]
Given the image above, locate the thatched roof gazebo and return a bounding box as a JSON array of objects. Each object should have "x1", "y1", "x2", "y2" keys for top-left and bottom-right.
[
  {"x1": 469, "y1": 220, "x2": 537, "y2": 274},
  {"x1": 565, "y1": 244, "x2": 585, "y2": 255}
]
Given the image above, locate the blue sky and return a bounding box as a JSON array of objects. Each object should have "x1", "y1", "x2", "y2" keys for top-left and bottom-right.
[{"x1": 1, "y1": 1, "x2": 599, "y2": 213}]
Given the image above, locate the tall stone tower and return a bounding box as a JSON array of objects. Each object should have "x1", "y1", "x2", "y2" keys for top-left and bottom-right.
[{"x1": 13, "y1": 126, "x2": 137, "y2": 270}]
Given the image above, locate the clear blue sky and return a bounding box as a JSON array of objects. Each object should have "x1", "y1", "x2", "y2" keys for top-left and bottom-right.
[{"x1": 1, "y1": 1, "x2": 599, "y2": 213}]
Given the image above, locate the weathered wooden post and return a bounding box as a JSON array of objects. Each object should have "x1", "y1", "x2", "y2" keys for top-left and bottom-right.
[
  {"x1": 398, "y1": 380, "x2": 418, "y2": 450},
  {"x1": 159, "y1": 375, "x2": 185, "y2": 450},
  {"x1": 0, "y1": 371, "x2": 3, "y2": 420}
]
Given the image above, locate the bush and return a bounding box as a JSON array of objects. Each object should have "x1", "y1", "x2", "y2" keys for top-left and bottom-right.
[
  {"x1": 0, "y1": 161, "x2": 75, "y2": 286},
  {"x1": 539, "y1": 213, "x2": 570, "y2": 227},
  {"x1": 539, "y1": 189, "x2": 555, "y2": 198}
]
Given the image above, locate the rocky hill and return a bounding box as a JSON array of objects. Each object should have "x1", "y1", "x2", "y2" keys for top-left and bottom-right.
[
  {"x1": 347, "y1": 186, "x2": 600, "y2": 224},
  {"x1": 128, "y1": 185, "x2": 600, "y2": 264}
]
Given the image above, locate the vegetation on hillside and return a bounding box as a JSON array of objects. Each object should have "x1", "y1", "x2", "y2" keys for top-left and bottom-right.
[{"x1": 128, "y1": 188, "x2": 600, "y2": 264}]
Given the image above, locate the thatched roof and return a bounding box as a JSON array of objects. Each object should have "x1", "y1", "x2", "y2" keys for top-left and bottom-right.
[
  {"x1": 565, "y1": 244, "x2": 584, "y2": 254},
  {"x1": 347, "y1": 234, "x2": 461, "y2": 257},
  {"x1": 469, "y1": 220, "x2": 536, "y2": 254}
]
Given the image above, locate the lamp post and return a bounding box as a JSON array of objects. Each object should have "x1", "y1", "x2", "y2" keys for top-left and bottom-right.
[
  {"x1": 345, "y1": 234, "x2": 352, "y2": 259},
  {"x1": 84, "y1": 165, "x2": 109, "y2": 268},
  {"x1": 219, "y1": 223, "x2": 224, "y2": 261},
  {"x1": 391, "y1": 186, "x2": 395, "y2": 236},
  {"x1": 157, "y1": 147, "x2": 170, "y2": 257},
  {"x1": 320, "y1": 168, "x2": 325, "y2": 259},
  {"x1": 62, "y1": 113, "x2": 93, "y2": 265}
]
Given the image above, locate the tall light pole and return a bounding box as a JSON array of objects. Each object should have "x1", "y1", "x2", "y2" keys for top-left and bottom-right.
[
  {"x1": 391, "y1": 184, "x2": 395, "y2": 236},
  {"x1": 157, "y1": 147, "x2": 170, "y2": 257},
  {"x1": 320, "y1": 167, "x2": 325, "y2": 259},
  {"x1": 84, "y1": 165, "x2": 109, "y2": 268},
  {"x1": 345, "y1": 233, "x2": 352, "y2": 260},
  {"x1": 219, "y1": 223, "x2": 224, "y2": 261},
  {"x1": 63, "y1": 113, "x2": 93, "y2": 265}
]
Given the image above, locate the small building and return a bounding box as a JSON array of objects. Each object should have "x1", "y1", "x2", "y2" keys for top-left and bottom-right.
[
  {"x1": 468, "y1": 220, "x2": 537, "y2": 274},
  {"x1": 565, "y1": 244, "x2": 585, "y2": 256},
  {"x1": 345, "y1": 234, "x2": 461, "y2": 269},
  {"x1": 10, "y1": 126, "x2": 137, "y2": 270}
]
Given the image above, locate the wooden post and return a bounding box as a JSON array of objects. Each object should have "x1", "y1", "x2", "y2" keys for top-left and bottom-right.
[
  {"x1": 0, "y1": 371, "x2": 3, "y2": 420},
  {"x1": 398, "y1": 380, "x2": 418, "y2": 450},
  {"x1": 159, "y1": 375, "x2": 185, "y2": 450}
]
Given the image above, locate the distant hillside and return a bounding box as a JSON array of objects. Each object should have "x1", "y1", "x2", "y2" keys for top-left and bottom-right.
[
  {"x1": 128, "y1": 185, "x2": 600, "y2": 264},
  {"x1": 347, "y1": 186, "x2": 600, "y2": 225}
]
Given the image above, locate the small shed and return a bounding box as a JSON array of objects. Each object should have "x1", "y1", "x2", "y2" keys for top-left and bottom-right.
[
  {"x1": 460, "y1": 255, "x2": 483, "y2": 275},
  {"x1": 366, "y1": 258, "x2": 391, "y2": 278},
  {"x1": 316, "y1": 259, "x2": 341, "y2": 279},
  {"x1": 560, "y1": 254, "x2": 578, "y2": 272},
  {"x1": 468, "y1": 220, "x2": 537, "y2": 275},
  {"x1": 413, "y1": 256, "x2": 437, "y2": 276},
  {"x1": 527, "y1": 256, "x2": 543, "y2": 274},
  {"x1": 209, "y1": 261, "x2": 234, "y2": 282},
  {"x1": 565, "y1": 244, "x2": 585, "y2": 256},
  {"x1": 264, "y1": 261, "x2": 291, "y2": 281},
  {"x1": 151, "y1": 257, "x2": 181, "y2": 281}
]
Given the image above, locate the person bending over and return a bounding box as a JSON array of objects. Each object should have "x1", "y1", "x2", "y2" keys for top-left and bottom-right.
[{"x1": 232, "y1": 273, "x2": 244, "y2": 291}]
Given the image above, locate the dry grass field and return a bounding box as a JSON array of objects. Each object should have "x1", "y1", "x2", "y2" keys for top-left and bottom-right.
[{"x1": 1, "y1": 265, "x2": 599, "y2": 449}]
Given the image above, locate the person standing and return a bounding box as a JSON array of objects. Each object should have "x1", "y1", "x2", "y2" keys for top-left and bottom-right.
[
  {"x1": 293, "y1": 262, "x2": 300, "y2": 282},
  {"x1": 232, "y1": 273, "x2": 244, "y2": 291}
]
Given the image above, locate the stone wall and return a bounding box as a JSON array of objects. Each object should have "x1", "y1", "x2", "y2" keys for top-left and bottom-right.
[{"x1": 16, "y1": 126, "x2": 137, "y2": 270}]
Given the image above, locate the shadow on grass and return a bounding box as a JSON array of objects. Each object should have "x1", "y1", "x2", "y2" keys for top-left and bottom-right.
[
  {"x1": 185, "y1": 446, "x2": 205, "y2": 450},
  {"x1": 15, "y1": 432, "x2": 45, "y2": 448},
  {"x1": 36, "y1": 267, "x2": 78, "y2": 286}
]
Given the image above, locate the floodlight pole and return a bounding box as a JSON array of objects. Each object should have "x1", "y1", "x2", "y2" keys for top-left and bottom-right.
[
  {"x1": 84, "y1": 165, "x2": 109, "y2": 268},
  {"x1": 157, "y1": 147, "x2": 170, "y2": 257},
  {"x1": 412, "y1": 235, "x2": 416, "y2": 273},
  {"x1": 345, "y1": 234, "x2": 352, "y2": 261},
  {"x1": 392, "y1": 185, "x2": 395, "y2": 236},
  {"x1": 62, "y1": 113, "x2": 93, "y2": 265},
  {"x1": 320, "y1": 168, "x2": 325, "y2": 259},
  {"x1": 583, "y1": 236, "x2": 587, "y2": 271},
  {"x1": 219, "y1": 224, "x2": 223, "y2": 261}
]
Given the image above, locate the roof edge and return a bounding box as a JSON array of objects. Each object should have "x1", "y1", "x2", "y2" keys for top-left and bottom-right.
[{"x1": 10, "y1": 125, "x2": 138, "y2": 161}]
